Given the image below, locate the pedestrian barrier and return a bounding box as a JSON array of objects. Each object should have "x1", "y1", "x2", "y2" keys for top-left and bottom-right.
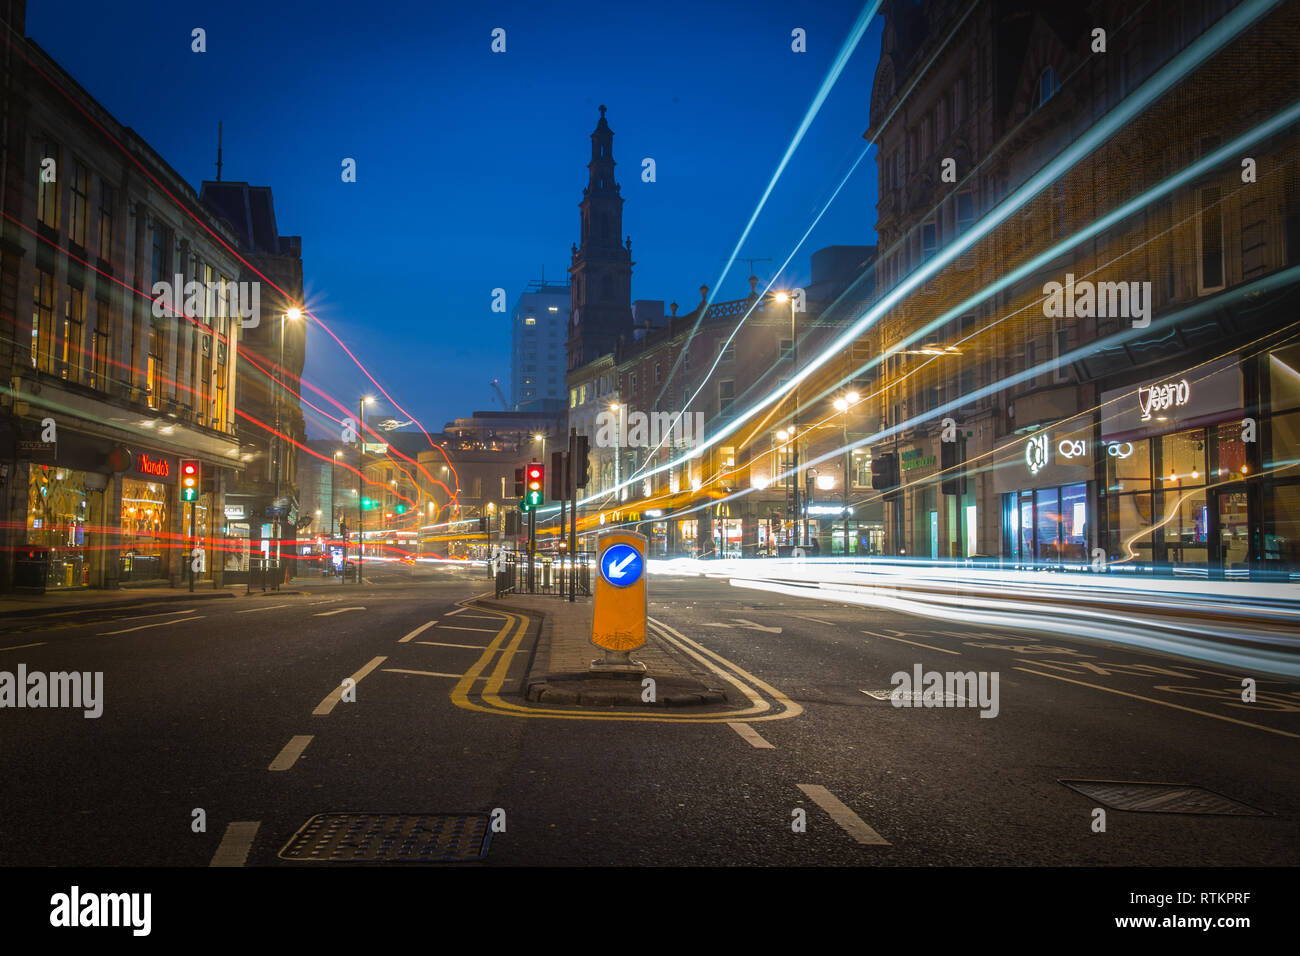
[{"x1": 494, "y1": 549, "x2": 592, "y2": 597}]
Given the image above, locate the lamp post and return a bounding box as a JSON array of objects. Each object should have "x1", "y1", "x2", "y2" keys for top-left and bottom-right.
[
  {"x1": 331, "y1": 450, "x2": 342, "y2": 537},
  {"x1": 834, "y1": 391, "x2": 860, "y2": 556},
  {"x1": 774, "y1": 292, "x2": 800, "y2": 547},
  {"x1": 609, "y1": 402, "x2": 622, "y2": 498},
  {"x1": 272, "y1": 308, "x2": 302, "y2": 576},
  {"x1": 358, "y1": 396, "x2": 373, "y2": 583}
]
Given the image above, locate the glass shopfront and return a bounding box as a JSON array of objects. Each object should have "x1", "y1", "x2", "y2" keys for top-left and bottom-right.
[
  {"x1": 26, "y1": 465, "x2": 89, "y2": 588},
  {"x1": 120, "y1": 478, "x2": 170, "y2": 580},
  {"x1": 1003, "y1": 482, "x2": 1089, "y2": 567}
]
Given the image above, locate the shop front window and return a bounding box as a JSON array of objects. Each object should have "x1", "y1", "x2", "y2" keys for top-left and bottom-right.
[
  {"x1": 26, "y1": 466, "x2": 89, "y2": 589},
  {"x1": 120, "y1": 479, "x2": 169, "y2": 580}
]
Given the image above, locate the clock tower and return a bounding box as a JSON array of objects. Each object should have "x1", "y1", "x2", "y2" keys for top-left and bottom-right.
[{"x1": 567, "y1": 105, "x2": 634, "y2": 371}]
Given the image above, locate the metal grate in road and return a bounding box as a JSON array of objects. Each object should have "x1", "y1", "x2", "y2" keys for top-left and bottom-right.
[
  {"x1": 1059, "y1": 780, "x2": 1269, "y2": 816},
  {"x1": 278, "y1": 812, "x2": 492, "y2": 862}
]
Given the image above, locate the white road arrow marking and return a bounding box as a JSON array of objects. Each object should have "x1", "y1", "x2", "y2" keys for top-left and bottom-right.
[
  {"x1": 606, "y1": 553, "x2": 637, "y2": 579},
  {"x1": 313, "y1": 606, "x2": 366, "y2": 617},
  {"x1": 732, "y1": 618, "x2": 782, "y2": 634}
]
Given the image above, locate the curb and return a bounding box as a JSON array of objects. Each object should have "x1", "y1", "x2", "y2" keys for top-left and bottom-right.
[
  {"x1": 0, "y1": 590, "x2": 235, "y2": 620},
  {"x1": 473, "y1": 596, "x2": 728, "y2": 708}
]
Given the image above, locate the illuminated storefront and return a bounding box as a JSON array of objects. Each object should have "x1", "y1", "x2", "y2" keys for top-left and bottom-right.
[
  {"x1": 1098, "y1": 359, "x2": 1249, "y2": 574},
  {"x1": 997, "y1": 420, "x2": 1094, "y2": 568}
]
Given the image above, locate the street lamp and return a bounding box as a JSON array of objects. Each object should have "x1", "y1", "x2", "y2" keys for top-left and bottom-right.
[
  {"x1": 358, "y1": 396, "x2": 374, "y2": 583},
  {"x1": 834, "y1": 391, "x2": 860, "y2": 556},
  {"x1": 331, "y1": 450, "x2": 342, "y2": 537},
  {"x1": 609, "y1": 402, "x2": 622, "y2": 497},
  {"x1": 273, "y1": 307, "x2": 302, "y2": 576}
]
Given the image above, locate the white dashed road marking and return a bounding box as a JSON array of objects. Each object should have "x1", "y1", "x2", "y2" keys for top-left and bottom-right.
[
  {"x1": 98, "y1": 615, "x2": 204, "y2": 636},
  {"x1": 209, "y1": 821, "x2": 261, "y2": 866},
  {"x1": 727, "y1": 722, "x2": 775, "y2": 749},
  {"x1": 268, "y1": 736, "x2": 313, "y2": 772},
  {"x1": 797, "y1": 784, "x2": 891, "y2": 845},
  {"x1": 312, "y1": 656, "x2": 387, "y2": 715},
  {"x1": 398, "y1": 621, "x2": 438, "y2": 643}
]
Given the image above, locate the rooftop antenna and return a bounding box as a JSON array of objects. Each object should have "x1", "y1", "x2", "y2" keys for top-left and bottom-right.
[
  {"x1": 215, "y1": 121, "x2": 223, "y2": 182},
  {"x1": 741, "y1": 256, "x2": 772, "y2": 289}
]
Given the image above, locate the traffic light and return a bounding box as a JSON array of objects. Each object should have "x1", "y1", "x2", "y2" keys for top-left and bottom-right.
[
  {"x1": 395, "y1": 503, "x2": 406, "y2": 514},
  {"x1": 478, "y1": 516, "x2": 488, "y2": 533},
  {"x1": 870, "y1": 453, "x2": 900, "y2": 492},
  {"x1": 550, "y1": 450, "x2": 566, "y2": 499},
  {"x1": 513, "y1": 467, "x2": 525, "y2": 497},
  {"x1": 360, "y1": 497, "x2": 377, "y2": 510},
  {"x1": 181, "y1": 460, "x2": 201, "y2": 502},
  {"x1": 573, "y1": 435, "x2": 590, "y2": 488},
  {"x1": 525, "y1": 462, "x2": 544, "y2": 508},
  {"x1": 940, "y1": 439, "x2": 967, "y2": 496}
]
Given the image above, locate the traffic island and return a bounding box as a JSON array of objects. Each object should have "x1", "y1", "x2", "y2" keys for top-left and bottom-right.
[{"x1": 474, "y1": 593, "x2": 728, "y2": 708}]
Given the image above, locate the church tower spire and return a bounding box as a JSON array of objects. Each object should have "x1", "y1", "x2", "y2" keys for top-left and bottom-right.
[{"x1": 567, "y1": 105, "x2": 633, "y2": 372}]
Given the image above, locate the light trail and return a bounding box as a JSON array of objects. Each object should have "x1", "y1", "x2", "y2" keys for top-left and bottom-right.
[{"x1": 577, "y1": 0, "x2": 1285, "y2": 508}]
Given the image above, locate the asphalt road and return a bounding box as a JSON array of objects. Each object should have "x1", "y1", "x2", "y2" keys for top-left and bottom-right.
[{"x1": 1, "y1": 563, "x2": 1296, "y2": 867}]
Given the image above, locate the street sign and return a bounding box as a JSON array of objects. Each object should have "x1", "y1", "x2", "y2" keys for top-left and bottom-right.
[
  {"x1": 599, "y1": 543, "x2": 643, "y2": 588},
  {"x1": 591, "y1": 531, "x2": 647, "y2": 656}
]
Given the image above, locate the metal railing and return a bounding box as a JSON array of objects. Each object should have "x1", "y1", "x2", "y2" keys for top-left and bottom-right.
[
  {"x1": 247, "y1": 557, "x2": 283, "y2": 594},
  {"x1": 494, "y1": 549, "x2": 592, "y2": 598}
]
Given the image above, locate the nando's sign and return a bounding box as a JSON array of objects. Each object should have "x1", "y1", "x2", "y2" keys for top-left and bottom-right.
[{"x1": 109, "y1": 446, "x2": 179, "y2": 484}]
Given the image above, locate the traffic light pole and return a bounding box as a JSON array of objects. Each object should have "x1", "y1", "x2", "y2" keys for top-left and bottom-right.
[
  {"x1": 568, "y1": 428, "x2": 578, "y2": 602},
  {"x1": 188, "y1": 501, "x2": 196, "y2": 593}
]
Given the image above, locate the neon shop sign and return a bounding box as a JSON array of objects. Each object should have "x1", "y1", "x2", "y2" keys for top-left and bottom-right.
[{"x1": 1138, "y1": 378, "x2": 1190, "y2": 422}]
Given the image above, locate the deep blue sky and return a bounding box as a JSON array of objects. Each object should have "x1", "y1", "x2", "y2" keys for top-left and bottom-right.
[{"x1": 34, "y1": 0, "x2": 881, "y2": 435}]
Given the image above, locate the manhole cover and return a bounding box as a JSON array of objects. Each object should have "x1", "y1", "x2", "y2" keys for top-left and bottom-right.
[
  {"x1": 861, "y1": 689, "x2": 968, "y2": 704},
  {"x1": 279, "y1": 813, "x2": 492, "y2": 862},
  {"x1": 1059, "y1": 781, "x2": 1269, "y2": 816}
]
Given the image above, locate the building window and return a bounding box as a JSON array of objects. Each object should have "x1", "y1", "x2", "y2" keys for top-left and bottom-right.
[
  {"x1": 955, "y1": 192, "x2": 974, "y2": 234},
  {"x1": 98, "y1": 183, "x2": 114, "y2": 261},
  {"x1": 1198, "y1": 187, "x2": 1225, "y2": 292},
  {"x1": 62, "y1": 286, "x2": 84, "y2": 382},
  {"x1": 69, "y1": 161, "x2": 89, "y2": 248},
  {"x1": 683, "y1": 350, "x2": 690, "y2": 371},
  {"x1": 1050, "y1": 182, "x2": 1066, "y2": 238},
  {"x1": 147, "y1": 327, "x2": 161, "y2": 409},
  {"x1": 719, "y1": 341, "x2": 735, "y2": 362},
  {"x1": 921, "y1": 220, "x2": 938, "y2": 260},
  {"x1": 780, "y1": 338, "x2": 793, "y2": 360},
  {"x1": 654, "y1": 363, "x2": 661, "y2": 384},
  {"x1": 91, "y1": 298, "x2": 112, "y2": 390},
  {"x1": 524, "y1": 316, "x2": 536, "y2": 325},
  {"x1": 1053, "y1": 324, "x2": 1069, "y2": 383},
  {"x1": 37, "y1": 142, "x2": 59, "y2": 230},
  {"x1": 1037, "y1": 66, "x2": 1059, "y2": 108},
  {"x1": 719, "y1": 380, "x2": 735, "y2": 415},
  {"x1": 630, "y1": 373, "x2": 638, "y2": 391},
  {"x1": 32, "y1": 270, "x2": 55, "y2": 372},
  {"x1": 570, "y1": 388, "x2": 578, "y2": 408},
  {"x1": 152, "y1": 224, "x2": 171, "y2": 284}
]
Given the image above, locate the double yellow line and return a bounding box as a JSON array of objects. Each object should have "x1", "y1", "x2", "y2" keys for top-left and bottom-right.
[{"x1": 450, "y1": 609, "x2": 802, "y2": 724}]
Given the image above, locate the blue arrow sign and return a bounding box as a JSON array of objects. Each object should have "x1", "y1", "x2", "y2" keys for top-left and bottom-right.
[{"x1": 599, "y1": 543, "x2": 643, "y2": 588}]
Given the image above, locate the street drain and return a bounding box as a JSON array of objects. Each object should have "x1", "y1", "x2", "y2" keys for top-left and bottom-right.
[
  {"x1": 278, "y1": 812, "x2": 492, "y2": 862},
  {"x1": 1059, "y1": 780, "x2": 1269, "y2": 816},
  {"x1": 861, "y1": 689, "x2": 967, "y2": 704}
]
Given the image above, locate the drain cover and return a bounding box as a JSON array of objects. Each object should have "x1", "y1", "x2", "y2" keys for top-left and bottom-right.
[
  {"x1": 861, "y1": 689, "x2": 967, "y2": 704},
  {"x1": 279, "y1": 813, "x2": 492, "y2": 862},
  {"x1": 1059, "y1": 780, "x2": 1269, "y2": 816}
]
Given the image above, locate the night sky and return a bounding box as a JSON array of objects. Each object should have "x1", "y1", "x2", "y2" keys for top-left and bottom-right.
[{"x1": 32, "y1": 0, "x2": 881, "y2": 435}]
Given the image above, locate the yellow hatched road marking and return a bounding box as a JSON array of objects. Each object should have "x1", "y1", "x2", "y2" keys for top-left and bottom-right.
[{"x1": 450, "y1": 610, "x2": 802, "y2": 724}]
